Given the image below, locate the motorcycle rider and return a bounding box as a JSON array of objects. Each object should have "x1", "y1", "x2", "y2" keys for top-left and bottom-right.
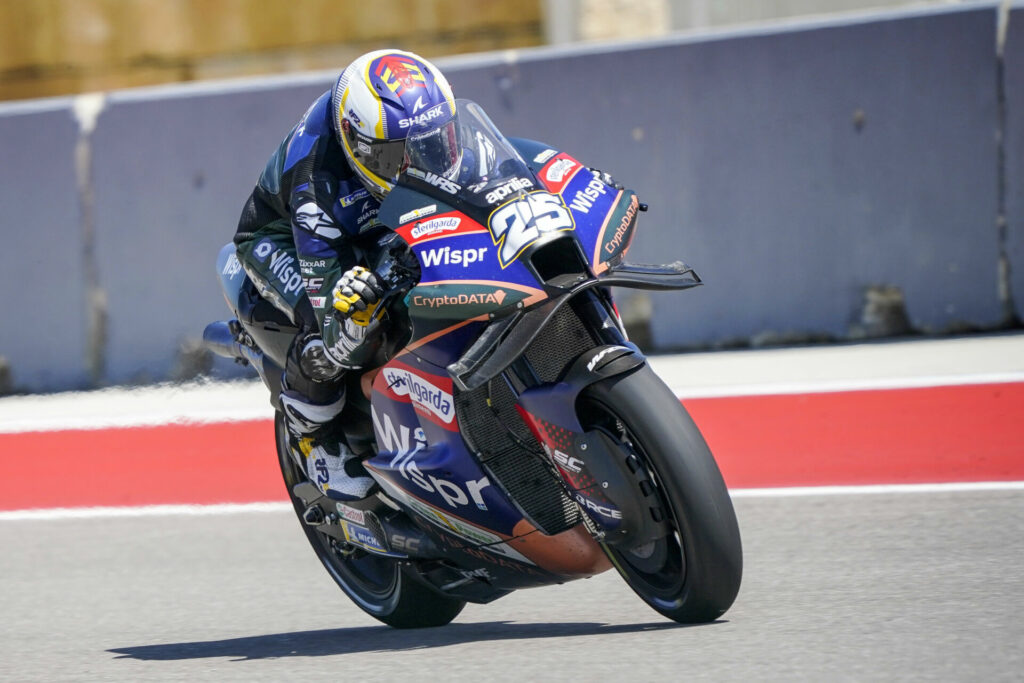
[{"x1": 233, "y1": 49, "x2": 459, "y2": 501}]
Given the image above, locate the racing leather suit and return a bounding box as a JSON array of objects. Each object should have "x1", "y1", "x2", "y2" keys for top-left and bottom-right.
[{"x1": 233, "y1": 90, "x2": 395, "y2": 404}]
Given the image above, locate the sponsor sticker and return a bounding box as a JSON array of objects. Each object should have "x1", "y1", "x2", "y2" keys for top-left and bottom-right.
[
  {"x1": 398, "y1": 103, "x2": 447, "y2": 129},
  {"x1": 484, "y1": 177, "x2": 533, "y2": 205},
  {"x1": 309, "y1": 295, "x2": 327, "y2": 308},
  {"x1": 340, "y1": 187, "x2": 369, "y2": 208},
  {"x1": 356, "y1": 201, "x2": 379, "y2": 225},
  {"x1": 381, "y1": 367, "x2": 455, "y2": 424},
  {"x1": 533, "y1": 148, "x2": 557, "y2": 164},
  {"x1": 221, "y1": 253, "x2": 242, "y2": 277},
  {"x1": 567, "y1": 172, "x2": 611, "y2": 215},
  {"x1": 420, "y1": 246, "x2": 488, "y2": 269},
  {"x1": 299, "y1": 258, "x2": 326, "y2": 274},
  {"x1": 410, "y1": 289, "x2": 507, "y2": 309},
  {"x1": 545, "y1": 157, "x2": 578, "y2": 184},
  {"x1": 603, "y1": 194, "x2": 639, "y2": 257},
  {"x1": 407, "y1": 166, "x2": 461, "y2": 194},
  {"x1": 268, "y1": 249, "x2": 304, "y2": 295},
  {"x1": 335, "y1": 502, "x2": 365, "y2": 525},
  {"x1": 410, "y1": 216, "x2": 461, "y2": 240},
  {"x1": 574, "y1": 493, "x2": 623, "y2": 520},
  {"x1": 294, "y1": 201, "x2": 342, "y2": 239},
  {"x1": 253, "y1": 239, "x2": 275, "y2": 263},
  {"x1": 586, "y1": 345, "x2": 629, "y2": 372},
  {"x1": 341, "y1": 520, "x2": 387, "y2": 553},
  {"x1": 399, "y1": 204, "x2": 437, "y2": 224}
]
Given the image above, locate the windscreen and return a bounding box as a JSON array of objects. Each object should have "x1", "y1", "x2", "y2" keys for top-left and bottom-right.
[{"x1": 402, "y1": 99, "x2": 538, "y2": 212}]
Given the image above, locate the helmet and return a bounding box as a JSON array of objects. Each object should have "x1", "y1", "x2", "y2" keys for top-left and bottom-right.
[{"x1": 332, "y1": 50, "x2": 458, "y2": 200}]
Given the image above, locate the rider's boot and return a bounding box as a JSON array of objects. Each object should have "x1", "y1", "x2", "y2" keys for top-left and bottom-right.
[{"x1": 279, "y1": 385, "x2": 376, "y2": 501}]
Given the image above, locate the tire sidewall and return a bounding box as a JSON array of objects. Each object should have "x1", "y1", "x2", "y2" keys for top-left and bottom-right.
[{"x1": 583, "y1": 365, "x2": 743, "y2": 622}]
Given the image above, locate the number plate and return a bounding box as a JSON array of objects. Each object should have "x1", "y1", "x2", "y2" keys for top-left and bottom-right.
[{"x1": 487, "y1": 191, "x2": 576, "y2": 268}]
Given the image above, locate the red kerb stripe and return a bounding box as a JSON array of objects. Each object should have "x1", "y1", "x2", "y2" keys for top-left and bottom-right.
[{"x1": 1, "y1": 383, "x2": 1022, "y2": 511}]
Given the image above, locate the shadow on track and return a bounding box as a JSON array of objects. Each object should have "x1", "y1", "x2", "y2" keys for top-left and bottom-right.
[{"x1": 109, "y1": 620, "x2": 714, "y2": 662}]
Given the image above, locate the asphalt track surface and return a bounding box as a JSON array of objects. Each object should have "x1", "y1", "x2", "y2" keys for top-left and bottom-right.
[
  {"x1": 2, "y1": 334, "x2": 1023, "y2": 680},
  {"x1": 2, "y1": 490, "x2": 1022, "y2": 681}
]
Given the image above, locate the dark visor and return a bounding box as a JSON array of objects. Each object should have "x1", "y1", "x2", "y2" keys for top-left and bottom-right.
[{"x1": 346, "y1": 129, "x2": 407, "y2": 181}]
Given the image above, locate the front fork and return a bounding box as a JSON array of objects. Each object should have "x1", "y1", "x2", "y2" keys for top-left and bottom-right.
[{"x1": 505, "y1": 290, "x2": 669, "y2": 548}]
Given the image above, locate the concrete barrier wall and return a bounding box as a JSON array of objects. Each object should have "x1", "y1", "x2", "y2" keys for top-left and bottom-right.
[
  {"x1": 0, "y1": 99, "x2": 87, "y2": 390},
  {"x1": 1007, "y1": 5, "x2": 1024, "y2": 322},
  {"x1": 90, "y1": 79, "x2": 329, "y2": 384},
  {"x1": 452, "y1": 5, "x2": 1006, "y2": 347},
  {"x1": 0, "y1": 3, "x2": 1018, "y2": 391}
]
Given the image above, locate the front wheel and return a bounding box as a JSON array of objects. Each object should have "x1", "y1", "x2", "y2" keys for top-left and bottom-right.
[
  {"x1": 275, "y1": 413, "x2": 465, "y2": 628},
  {"x1": 579, "y1": 364, "x2": 742, "y2": 623}
]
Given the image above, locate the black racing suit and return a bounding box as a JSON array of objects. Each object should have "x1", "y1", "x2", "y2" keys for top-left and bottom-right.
[{"x1": 234, "y1": 90, "x2": 396, "y2": 404}]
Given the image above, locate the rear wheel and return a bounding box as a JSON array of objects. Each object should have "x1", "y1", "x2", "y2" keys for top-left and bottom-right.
[
  {"x1": 275, "y1": 413, "x2": 465, "y2": 628},
  {"x1": 579, "y1": 365, "x2": 742, "y2": 623}
]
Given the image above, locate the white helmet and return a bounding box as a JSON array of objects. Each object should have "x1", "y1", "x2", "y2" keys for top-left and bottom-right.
[{"x1": 332, "y1": 49, "x2": 458, "y2": 200}]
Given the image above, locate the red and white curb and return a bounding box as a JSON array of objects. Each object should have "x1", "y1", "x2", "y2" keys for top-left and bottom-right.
[{"x1": 2, "y1": 372, "x2": 1023, "y2": 518}]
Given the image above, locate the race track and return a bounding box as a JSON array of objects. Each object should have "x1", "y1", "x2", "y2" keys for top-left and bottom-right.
[
  {"x1": 1, "y1": 334, "x2": 1023, "y2": 680},
  {"x1": 2, "y1": 490, "x2": 1021, "y2": 681}
]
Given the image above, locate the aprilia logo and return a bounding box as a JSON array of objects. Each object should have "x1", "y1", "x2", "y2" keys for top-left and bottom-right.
[{"x1": 485, "y1": 177, "x2": 533, "y2": 204}]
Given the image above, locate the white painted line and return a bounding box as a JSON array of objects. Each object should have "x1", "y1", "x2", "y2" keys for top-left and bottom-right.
[
  {"x1": 672, "y1": 371, "x2": 1024, "y2": 399},
  {"x1": 2, "y1": 482, "x2": 1022, "y2": 521},
  {"x1": 729, "y1": 481, "x2": 1024, "y2": 497},
  {"x1": 0, "y1": 380, "x2": 273, "y2": 434},
  {"x1": 0, "y1": 502, "x2": 291, "y2": 522}
]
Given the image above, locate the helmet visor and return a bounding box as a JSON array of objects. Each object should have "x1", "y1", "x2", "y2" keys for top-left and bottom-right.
[
  {"x1": 345, "y1": 127, "x2": 407, "y2": 184},
  {"x1": 405, "y1": 117, "x2": 461, "y2": 179}
]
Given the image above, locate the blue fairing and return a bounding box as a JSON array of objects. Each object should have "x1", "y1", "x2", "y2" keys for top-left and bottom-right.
[
  {"x1": 364, "y1": 99, "x2": 642, "y2": 568},
  {"x1": 365, "y1": 356, "x2": 529, "y2": 541}
]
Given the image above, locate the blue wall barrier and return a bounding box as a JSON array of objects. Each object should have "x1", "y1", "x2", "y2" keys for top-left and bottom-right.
[
  {"x1": 451, "y1": 5, "x2": 1006, "y2": 347},
  {"x1": 0, "y1": 100, "x2": 87, "y2": 389},
  {"x1": 1007, "y1": 5, "x2": 1024, "y2": 321},
  {"x1": 90, "y1": 79, "x2": 328, "y2": 384},
  {"x1": 0, "y1": 3, "x2": 1018, "y2": 391}
]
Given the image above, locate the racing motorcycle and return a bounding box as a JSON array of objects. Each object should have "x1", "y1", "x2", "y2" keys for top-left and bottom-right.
[{"x1": 204, "y1": 100, "x2": 742, "y2": 627}]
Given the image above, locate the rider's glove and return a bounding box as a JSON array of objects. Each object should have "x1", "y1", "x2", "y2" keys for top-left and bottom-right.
[{"x1": 332, "y1": 266, "x2": 385, "y2": 326}]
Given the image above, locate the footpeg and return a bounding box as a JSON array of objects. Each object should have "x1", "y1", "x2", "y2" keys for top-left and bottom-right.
[{"x1": 302, "y1": 505, "x2": 325, "y2": 526}]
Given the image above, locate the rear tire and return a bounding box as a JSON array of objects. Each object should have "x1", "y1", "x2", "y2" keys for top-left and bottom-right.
[
  {"x1": 579, "y1": 364, "x2": 742, "y2": 623},
  {"x1": 275, "y1": 413, "x2": 465, "y2": 628}
]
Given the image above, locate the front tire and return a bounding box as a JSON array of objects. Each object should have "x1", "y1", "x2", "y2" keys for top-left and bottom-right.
[
  {"x1": 275, "y1": 413, "x2": 465, "y2": 628},
  {"x1": 579, "y1": 364, "x2": 742, "y2": 623}
]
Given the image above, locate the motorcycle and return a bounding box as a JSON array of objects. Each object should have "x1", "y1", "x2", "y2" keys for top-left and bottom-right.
[{"x1": 204, "y1": 99, "x2": 742, "y2": 627}]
